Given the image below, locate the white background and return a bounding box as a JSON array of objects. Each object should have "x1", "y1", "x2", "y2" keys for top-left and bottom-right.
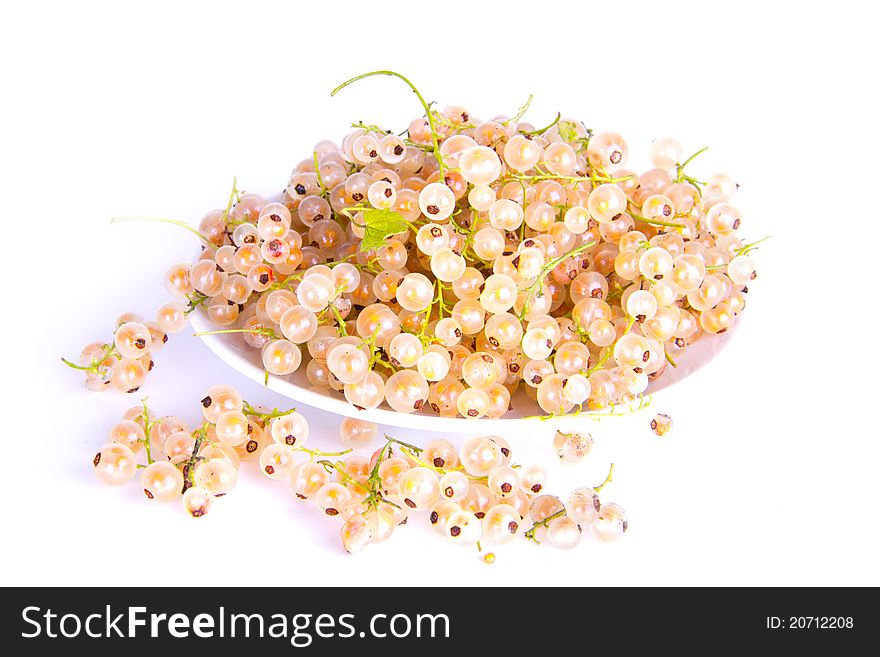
[{"x1": 1, "y1": 0, "x2": 877, "y2": 587}]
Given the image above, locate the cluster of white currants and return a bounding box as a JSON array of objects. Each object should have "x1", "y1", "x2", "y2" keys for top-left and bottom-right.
[
  {"x1": 65, "y1": 304, "x2": 190, "y2": 393},
  {"x1": 93, "y1": 393, "x2": 626, "y2": 556},
  {"x1": 92, "y1": 384, "x2": 331, "y2": 518},
  {"x1": 308, "y1": 419, "x2": 625, "y2": 555}
]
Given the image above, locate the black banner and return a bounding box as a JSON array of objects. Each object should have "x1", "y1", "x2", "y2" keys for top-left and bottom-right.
[{"x1": 1, "y1": 587, "x2": 870, "y2": 652}]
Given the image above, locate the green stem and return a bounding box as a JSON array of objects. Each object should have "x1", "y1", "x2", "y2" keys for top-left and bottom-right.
[
  {"x1": 448, "y1": 211, "x2": 477, "y2": 258},
  {"x1": 606, "y1": 283, "x2": 625, "y2": 302},
  {"x1": 366, "y1": 441, "x2": 392, "y2": 498},
  {"x1": 524, "y1": 509, "x2": 566, "y2": 543},
  {"x1": 522, "y1": 112, "x2": 561, "y2": 137},
  {"x1": 110, "y1": 216, "x2": 215, "y2": 247},
  {"x1": 594, "y1": 462, "x2": 615, "y2": 493},
  {"x1": 328, "y1": 301, "x2": 349, "y2": 336},
  {"x1": 313, "y1": 151, "x2": 327, "y2": 195},
  {"x1": 297, "y1": 446, "x2": 352, "y2": 458},
  {"x1": 193, "y1": 327, "x2": 280, "y2": 340},
  {"x1": 678, "y1": 146, "x2": 709, "y2": 171},
  {"x1": 318, "y1": 459, "x2": 372, "y2": 494},
  {"x1": 735, "y1": 235, "x2": 771, "y2": 257},
  {"x1": 675, "y1": 147, "x2": 709, "y2": 187},
  {"x1": 417, "y1": 279, "x2": 450, "y2": 344},
  {"x1": 518, "y1": 241, "x2": 595, "y2": 320},
  {"x1": 628, "y1": 211, "x2": 685, "y2": 229},
  {"x1": 185, "y1": 292, "x2": 209, "y2": 316},
  {"x1": 61, "y1": 357, "x2": 96, "y2": 372},
  {"x1": 221, "y1": 176, "x2": 239, "y2": 224},
  {"x1": 331, "y1": 70, "x2": 446, "y2": 177},
  {"x1": 273, "y1": 271, "x2": 306, "y2": 290},
  {"x1": 61, "y1": 343, "x2": 117, "y2": 374},
  {"x1": 351, "y1": 121, "x2": 390, "y2": 135},
  {"x1": 398, "y1": 446, "x2": 485, "y2": 482},
  {"x1": 507, "y1": 94, "x2": 534, "y2": 125},
  {"x1": 357, "y1": 440, "x2": 402, "y2": 511},
  {"x1": 183, "y1": 425, "x2": 210, "y2": 486},
  {"x1": 584, "y1": 318, "x2": 634, "y2": 376},
  {"x1": 397, "y1": 446, "x2": 444, "y2": 473},
  {"x1": 242, "y1": 401, "x2": 297, "y2": 422},
  {"x1": 508, "y1": 168, "x2": 632, "y2": 186},
  {"x1": 525, "y1": 395, "x2": 651, "y2": 421},
  {"x1": 383, "y1": 434, "x2": 423, "y2": 454},
  {"x1": 139, "y1": 397, "x2": 155, "y2": 465},
  {"x1": 364, "y1": 324, "x2": 387, "y2": 371},
  {"x1": 372, "y1": 356, "x2": 397, "y2": 373}
]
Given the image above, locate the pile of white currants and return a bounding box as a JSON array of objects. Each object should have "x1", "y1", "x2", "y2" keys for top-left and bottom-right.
[
  {"x1": 63, "y1": 304, "x2": 189, "y2": 393},
  {"x1": 93, "y1": 384, "x2": 625, "y2": 556},
  {"x1": 64, "y1": 70, "x2": 760, "y2": 420}
]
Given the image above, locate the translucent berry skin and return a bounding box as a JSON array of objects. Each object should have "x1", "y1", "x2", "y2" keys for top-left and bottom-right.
[
  {"x1": 341, "y1": 516, "x2": 372, "y2": 553},
  {"x1": 568, "y1": 487, "x2": 601, "y2": 525},
  {"x1": 592, "y1": 503, "x2": 628, "y2": 542},
  {"x1": 553, "y1": 430, "x2": 593, "y2": 463},
  {"x1": 315, "y1": 482, "x2": 352, "y2": 516},
  {"x1": 418, "y1": 182, "x2": 456, "y2": 220},
  {"x1": 260, "y1": 444, "x2": 297, "y2": 481},
  {"x1": 547, "y1": 516, "x2": 582, "y2": 549},
  {"x1": 215, "y1": 411, "x2": 249, "y2": 447},
  {"x1": 445, "y1": 510, "x2": 482, "y2": 544},
  {"x1": 93, "y1": 443, "x2": 138, "y2": 486},
  {"x1": 651, "y1": 413, "x2": 673, "y2": 436},
  {"x1": 108, "y1": 419, "x2": 145, "y2": 453},
  {"x1": 291, "y1": 461, "x2": 330, "y2": 499},
  {"x1": 114, "y1": 322, "x2": 152, "y2": 359},
  {"x1": 182, "y1": 486, "x2": 214, "y2": 518},
  {"x1": 194, "y1": 457, "x2": 238, "y2": 495},
  {"x1": 141, "y1": 461, "x2": 184, "y2": 501},
  {"x1": 384, "y1": 370, "x2": 430, "y2": 413},
  {"x1": 156, "y1": 302, "x2": 188, "y2": 334},
  {"x1": 649, "y1": 137, "x2": 682, "y2": 170},
  {"x1": 482, "y1": 504, "x2": 521, "y2": 544},
  {"x1": 397, "y1": 467, "x2": 441, "y2": 510},
  {"x1": 459, "y1": 436, "x2": 502, "y2": 476},
  {"x1": 269, "y1": 411, "x2": 310, "y2": 447},
  {"x1": 110, "y1": 358, "x2": 147, "y2": 393}
]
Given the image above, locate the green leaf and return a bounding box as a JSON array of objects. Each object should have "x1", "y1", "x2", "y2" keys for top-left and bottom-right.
[
  {"x1": 359, "y1": 208, "x2": 409, "y2": 252},
  {"x1": 558, "y1": 120, "x2": 580, "y2": 143}
]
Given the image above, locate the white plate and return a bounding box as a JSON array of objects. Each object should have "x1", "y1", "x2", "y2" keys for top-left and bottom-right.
[{"x1": 190, "y1": 308, "x2": 734, "y2": 432}]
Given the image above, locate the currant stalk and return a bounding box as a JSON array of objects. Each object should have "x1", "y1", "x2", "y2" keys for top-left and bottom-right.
[{"x1": 332, "y1": 70, "x2": 447, "y2": 177}]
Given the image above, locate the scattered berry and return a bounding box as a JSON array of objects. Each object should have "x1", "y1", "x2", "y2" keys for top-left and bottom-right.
[
  {"x1": 553, "y1": 430, "x2": 594, "y2": 463},
  {"x1": 90, "y1": 388, "x2": 625, "y2": 554},
  {"x1": 650, "y1": 413, "x2": 673, "y2": 436}
]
